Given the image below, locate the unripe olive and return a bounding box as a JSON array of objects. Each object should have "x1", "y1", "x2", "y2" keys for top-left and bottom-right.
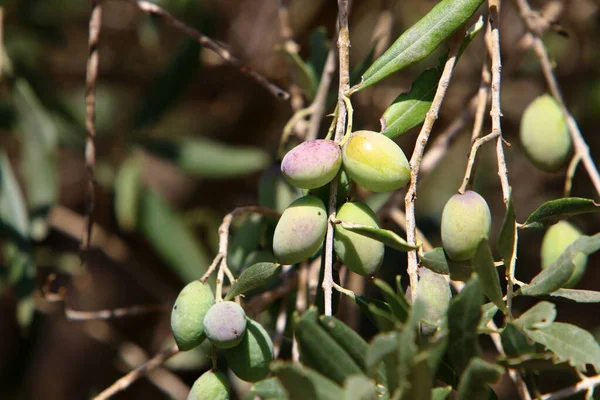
[
  {"x1": 342, "y1": 130, "x2": 410, "y2": 192},
  {"x1": 520, "y1": 94, "x2": 571, "y2": 172},
  {"x1": 224, "y1": 318, "x2": 274, "y2": 382},
  {"x1": 541, "y1": 221, "x2": 587, "y2": 288},
  {"x1": 171, "y1": 280, "x2": 215, "y2": 351},
  {"x1": 281, "y1": 139, "x2": 342, "y2": 189},
  {"x1": 273, "y1": 195, "x2": 328, "y2": 265},
  {"x1": 203, "y1": 301, "x2": 247, "y2": 349},
  {"x1": 417, "y1": 268, "x2": 451, "y2": 334},
  {"x1": 334, "y1": 202, "x2": 385, "y2": 276},
  {"x1": 441, "y1": 191, "x2": 491, "y2": 261},
  {"x1": 187, "y1": 370, "x2": 230, "y2": 400}
]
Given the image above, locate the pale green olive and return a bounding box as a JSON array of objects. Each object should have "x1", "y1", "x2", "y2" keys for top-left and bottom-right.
[
  {"x1": 520, "y1": 94, "x2": 571, "y2": 172},
  {"x1": 334, "y1": 202, "x2": 385, "y2": 276},
  {"x1": 224, "y1": 318, "x2": 274, "y2": 382},
  {"x1": 187, "y1": 370, "x2": 230, "y2": 400},
  {"x1": 541, "y1": 221, "x2": 587, "y2": 288},
  {"x1": 203, "y1": 301, "x2": 247, "y2": 349},
  {"x1": 342, "y1": 130, "x2": 410, "y2": 192},
  {"x1": 281, "y1": 139, "x2": 342, "y2": 189},
  {"x1": 171, "y1": 280, "x2": 215, "y2": 351},
  {"x1": 273, "y1": 195, "x2": 328, "y2": 265},
  {"x1": 441, "y1": 191, "x2": 491, "y2": 261}
]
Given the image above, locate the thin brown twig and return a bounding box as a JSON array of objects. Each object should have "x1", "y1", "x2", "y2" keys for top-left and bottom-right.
[
  {"x1": 540, "y1": 374, "x2": 600, "y2": 400},
  {"x1": 118, "y1": 0, "x2": 289, "y2": 100},
  {"x1": 93, "y1": 344, "x2": 179, "y2": 400},
  {"x1": 323, "y1": 0, "x2": 351, "y2": 316},
  {"x1": 404, "y1": 33, "x2": 463, "y2": 302}
]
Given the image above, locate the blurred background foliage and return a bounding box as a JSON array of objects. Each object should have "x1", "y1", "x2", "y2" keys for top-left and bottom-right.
[{"x1": 0, "y1": 0, "x2": 599, "y2": 398}]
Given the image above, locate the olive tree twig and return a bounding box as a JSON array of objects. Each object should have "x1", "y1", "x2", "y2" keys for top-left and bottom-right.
[
  {"x1": 93, "y1": 344, "x2": 179, "y2": 400},
  {"x1": 115, "y1": 0, "x2": 289, "y2": 100},
  {"x1": 404, "y1": 33, "x2": 463, "y2": 302},
  {"x1": 322, "y1": 0, "x2": 351, "y2": 316},
  {"x1": 540, "y1": 374, "x2": 600, "y2": 400},
  {"x1": 513, "y1": 0, "x2": 600, "y2": 198}
]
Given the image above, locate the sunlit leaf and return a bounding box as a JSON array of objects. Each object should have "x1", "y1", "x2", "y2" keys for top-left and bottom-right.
[
  {"x1": 431, "y1": 386, "x2": 452, "y2": 400},
  {"x1": 374, "y1": 278, "x2": 410, "y2": 323},
  {"x1": 343, "y1": 375, "x2": 378, "y2": 400},
  {"x1": 497, "y1": 188, "x2": 516, "y2": 266},
  {"x1": 225, "y1": 262, "x2": 281, "y2": 300},
  {"x1": 472, "y1": 240, "x2": 507, "y2": 313},
  {"x1": 271, "y1": 361, "x2": 343, "y2": 400},
  {"x1": 514, "y1": 301, "x2": 556, "y2": 330},
  {"x1": 420, "y1": 248, "x2": 450, "y2": 275},
  {"x1": 542, "y1": 288, "x2": 600, "y2": 303},
  {"x1": 334, "y1": 220, "x2": 418, "y2": 252}
]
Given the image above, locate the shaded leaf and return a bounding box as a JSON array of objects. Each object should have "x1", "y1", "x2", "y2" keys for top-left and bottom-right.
[
  {"x1": 472, "y1": 241, "x2": 507, "y2": 313},
  {"x1": 500, "y1": 323, "x2": 536, "y2": 357},
  {"x1": 358, "y1": 0, "x2": 485, "y2": 89},
  {"x1": 497, "y1": 188, "x2": 516, "y2": 266},
  {"x1": 225, "y1": 262, "x2": 281, "y2": 300},
  {"x1": 456, "y1": 357, "x2": 504, "y2": 400},
  {"x1": 138, "y1": 137, "x2": 271, "y2": 178},
  {"x1": 366, "y1": 331, "x2": 399, "y2": 393},
  {"x1": 522, "y1": 197, "x2": 600, "y2": 229},
  {"x1": 356, "y1": 295, "x2": 396, "y2": 332},
  {"x1": 420, "y1": 247, "x2": 450, "y2": 275},
  {"x1": 447, "y1": 276, "x2": 483, "y2": 373},
  {"x1": 520, "y1": 234, "x2": 600, "y2": 296},
  {"x1": 514, "y1": 301, "x2": 556, "y2": 330},
  {"x1": 334, "y1": 220, "x2": 418, "y2": 252},
  {"x1": 227, "y1": 214, "x2": 266, "y2": 272},
  {"x1": 319, "y1": 316, "x2": 369, "y2": 371},
  {"x1": 248, "y1": 377, "x2": 289, "y2": 400},
  {"x1": 309, "y1": 27, "x2": 330, "y2": 79},
  {"x1": 374, "y1": 278, "x2": 410, "y2": 323},
  {"x1": 139, "y1": 189, "x2": 209, "y2": 282},
  {"x1": 114, "y1": 155, "x2": 143, "y2": 232},
  {"x1": 497, "y1": 353, "x2": 572, "y2": 371},
  {"x1": 271, "y1": 362, "x2": 343, "y2": 400},
  {"x1": 524, "y1": 322, "x2": 600, "y2": 372},
  {"x1": 283, "y1": 50, "x2": 318, "y2": 100},
  {"x1": 477, "y1": 303, "x2": 498, "y2": 332}
]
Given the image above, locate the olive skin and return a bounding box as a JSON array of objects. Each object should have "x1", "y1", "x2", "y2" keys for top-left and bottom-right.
[
  {"x1": 417, "y1": 268, "x2": 451, "y2": 334},
  {"x1": 441, "y1": 191, "x2": 491, "y2": 261},
  {"x1": 187, "y1": 370, "x2": 230, "y2": 400},
  {"x1": 342, "y1": 130, "x2": 410, "y2": 192},
  {"x1": 520, "y1": 94, "x2": 571, "y2": 172},
  {"x1": 541, "y1": 221, "x2": 587, "y2": 288},
  {"x1": 334, "y1": 202, "x2": 385, "y2": 276},
  {"x1": 171, "y1": 280, "x2": 215, "y2": 351},
  {"x1": 224, "y1": 318, "x2": 274, "y2": 382},
  {"x1": 273, "y1": 195, "x2": 328, "y2": 265},
  {"x1": 281, "y1": 139, "x2": 342, "y2": 189},
  {"x1": 203, "y1": 301, "x2": 247, "y2": 349}
]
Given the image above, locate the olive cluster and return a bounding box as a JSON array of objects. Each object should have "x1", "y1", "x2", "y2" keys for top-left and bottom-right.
[
  {"x1": 170, "y1": 281, "x2": 274, "y2": 399},
  {"x1": 274, "y1": 131, "x2": 411, "y2": 274}
]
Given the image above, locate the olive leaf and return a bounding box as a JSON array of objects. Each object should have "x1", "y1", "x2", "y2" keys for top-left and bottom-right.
[
  {"x1": 366, "y1": 331, "x2": 399, "y2": 392},
  {"x1": 497, "y1": 188, "x2": 516, "y2": 266},
  {"x1": 431, "y1": 386, "x2": 452, "y2": 400},
  {"x1": 472, "y1": 240, "x2": 507, "y2": 314},
  {"x1": 225, "y1": 262, "x2": 281, "y2": 300},
  {"x1": 420, "y1": 248, "x2": 450, "y2": 275},
  {"x1": 248, "y1": 377, "x2": 289, "y2": 400},
  {"x1": 542, "y1": 288, "x2": 600, "y2": 303},
  {"x1": 271, "y1": 361, "x2": 344, "y2": 400},
  {"x1": 500, "y1": 323, "x2": 537, "y2": 358},
  {"x1": 333, "y1": 219, "x2": 418, "y2": 252},
  {"x1": 114, "y1": 155, "x2": 143, "y2": 232},
  {"x1": 343, "y1": 375, "x2": 378, "y2": 400},
  {"x1": 513, "y1": 301, "x2": 556, "y2": 330},
  {"x1": 374, "y1": 278, "x2": 410, "y2": 323},
  {"x1": 521, "y1": 197, "x2": 600, "y2": 229},
  {"x1": 456, "y1": 357, "x2": 505, "y2": 400},
  {"x1": 358, "y1": 0, "x2": 485, "y2": 90}
]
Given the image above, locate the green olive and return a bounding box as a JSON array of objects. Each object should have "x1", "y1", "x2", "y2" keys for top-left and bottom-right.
[
  {"x1": 342, "y1": 130, "x2": 410, "y2": 192},
  {"x1": 203, "y1": 301, "x2": 247, "y2": 349},
  {"x1": 187, "y1": 370, "x2": 230, "y2": 400},
  {"x1": 171, "y1": 280, "x2": 215, "y2": 351},
  {"x1": 520, "y1": 94, "x2": 571, "y2": 172},
  {"x1": 441, "y1": 191, "x2": 491, "y2": 261},
  {"x1": 281, "y1": 139, "x2": 342, "y2": 189},
  {"x1": 224, "y1": 318, "x2": 274, "y2": 382},
  {"x1": 334, "y1": 202, "x2": 385, "y2": 276},
  {"x1": 273, "y1": 195, "x2": 328, "y2": 265},
  {"x1": 541, "y1": 221, "x2": 587, "y2": 288}
]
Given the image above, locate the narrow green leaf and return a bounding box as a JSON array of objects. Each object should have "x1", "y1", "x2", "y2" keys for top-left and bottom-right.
[
  {"x1": 520, "y1": 233, "x2": 600, "y2": 296},
  {"x1": 543, "y1": 288, "x2": 600, "y2": 303},
  {"x1": 0, "y1": 151, "x2": 29, "y2": 242},
  {"x1": 343, "y1": 375, "x2": 378, "y2": 400},
  {"x1": 478, "y1": 303, "x2": 498, "y2": 332},
  {"x1": 283, "y1": 51, "x2": 318, "y2": 100},
  {"x1": 472, "y1": 241, "x2": 507, "y2": 313},
  {"x1": 374, "y1": 278, "x2": 410, "y2": 323},
  {"x1": 139, "y1": 189, "x2": 209, "y2": 282},
  {"x1": 522, "y1": 197, "x2": 600, "y2": 229},
  {"x1": 420, "y1": 248, "x2": 450, "y2": 275},
  {"x1": 496, "y1": 353, "x2": 571, "y2": 371},
  {"x1": 271, "y1": 362, "x2": 343, "y2": 400},
  {"x1": 524, "y1": 322, "x2": 600, "y2": 372},
  {"x1": 456, "y1": 357, "x2": 505, "y2": 400},
  {"x1": 358, "y1": 0, "x2": 485, "y2": 90},
  {"x1": 497, "y1": 188, "x2": 516, "y2": 266},
  {"x1": 335, "y1": 220, "x2": 418, "y2": 252},
  {"x1": 431, "y1": 386, "x2": 452, "y2": 400},
  {"x1": 249, "y1": 377, "x2": 289, "y2": 400},
  {"x1": 500, "y1": 323, "x2": 537, "y2": 357},
  {"x1": 114, "y1": 155, "x2": 143, "y2": 232},
  {"x1": 319, "y1": 316, "x2": 369, "y2": 371},
  {"x1": 447, "y1": 276, "x2": 483, "y2": 373},
  {"x1": 138, "y1": 137, "x2": 271, "y2": 178},
  {"x1": 514, "y1": 301, "x2": 556, "y2": 330},
  {"x1": 366, "y1": 331, "x2": 399, "y2": 393},
  {"x1": 225, "y1": 262, "x2": 281, "y2": 300},
  {"x1": 354, "y1": 294, "x2": 396, "y2": 332}
]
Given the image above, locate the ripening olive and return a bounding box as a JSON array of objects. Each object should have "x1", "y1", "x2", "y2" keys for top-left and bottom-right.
[
  {"x1": 203, "y1": 301, "x2": 247, "y2": 349},
  {"x1": 520, "y1": 94, "x2": 571, "y2": 172},
  {"x1": 342, "y1": 130, "x2": 410, "y2": 192},
  {"x1": 187, "y1": 370, "x2": 231, "y2": 400},
  {"x1": 541, "y1": 221, "x2": 587, "y2": 288},
  {"x1": 224, "y1": 318, "x2": 274, "y2": 382},
  {"x1": 171, "y1": 280, "x2": 215, "y2": 351},
  {"x1": 334, "y1": 202, "x2": 385, "y2": 276},
  {"x1": 441, "y1": 191, "x2": 491, "y2": 261},
  {"x1": 281, "y1": 139, "x2": 342, "y2": 189},
  {"x1": 273, "y1": 195, "x2": 328, "y2": 265},
  {"x1": 417, "y1": 268, "x2": 451, "y2": 334}
]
